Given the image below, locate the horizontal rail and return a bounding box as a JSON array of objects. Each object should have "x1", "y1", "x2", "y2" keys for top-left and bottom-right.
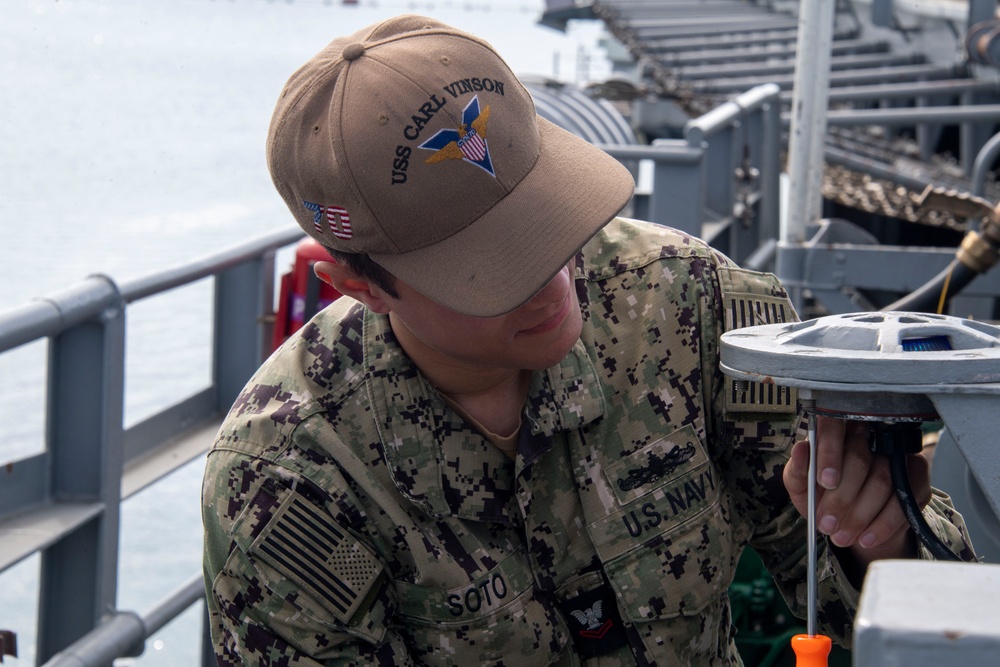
[
  {"x1": 41, "y1": 574, "x2": 206, "y2": 667},
  {"x1": 781, "y1": 79, "x2": 1000, "y2": 103},
  {"x1": 119, "y1": 226, "x2": 303, "y2": 302},
  {"x1": 0, "y1": 276, "x2": 120, "y2": 354},
  {"x1": 693, "y1": 63, "x2": 963, "y2": 93},
  {"x1": 686, "y1": 83, "x2": 781, "y2": 143},
  {"x1": 660, "y1": 38, "x2": 890, "y2": 66},
  {"x1": 643, "y1": 27, "x2": 801, "y2": 53},
  {"x1": 0, "y1": 221, "x2": 305, "y2": 665},
  {"x1": 818, "y1": 105, "x2": 1000, "y2": 127},
  {"x1": 598, "y1": 142, "x2": 703, "y2": 163},
  {"x1": 0, "y1": 227, "x2": 304, "y2": 354},
  {"x1": 677, "y1": 52, "x2": 923, "y2": 80}
]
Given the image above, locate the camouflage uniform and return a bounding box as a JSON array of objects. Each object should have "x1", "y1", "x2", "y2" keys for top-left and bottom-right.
[{"x1": 202, "y1": 217, "x2": 974, "y2": 666}]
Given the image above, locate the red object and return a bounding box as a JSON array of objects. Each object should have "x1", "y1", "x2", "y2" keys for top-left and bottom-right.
[{"x1": 271, "y1": 238, "x2": 342, "y2": 351}]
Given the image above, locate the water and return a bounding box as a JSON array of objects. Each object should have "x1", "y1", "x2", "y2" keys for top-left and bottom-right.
[{"x1": 0, "y1": 1, "x2": 609, "y2": 663}]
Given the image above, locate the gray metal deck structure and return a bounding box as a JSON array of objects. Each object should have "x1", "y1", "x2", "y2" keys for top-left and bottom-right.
[{"x1": 545, "y1": 0, "x2": 1000, "y2": 318}]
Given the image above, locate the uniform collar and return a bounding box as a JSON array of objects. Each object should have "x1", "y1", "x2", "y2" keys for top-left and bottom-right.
[
  {"x1": 520, "y1": 339, "x2": 607, "y2": 464},
  {"x1": 363, "y1": 309, "x2": 605, "y2": 522}
]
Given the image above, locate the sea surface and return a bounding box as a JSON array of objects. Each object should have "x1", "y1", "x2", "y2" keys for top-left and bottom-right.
[{"x1": 0, "y1": 1, "x2": 608, "y2": 663}]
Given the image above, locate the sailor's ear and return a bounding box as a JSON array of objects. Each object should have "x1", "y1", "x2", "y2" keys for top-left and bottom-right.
[{"x1": 313, "y1": 260, "x2": 392, "y2": 314}]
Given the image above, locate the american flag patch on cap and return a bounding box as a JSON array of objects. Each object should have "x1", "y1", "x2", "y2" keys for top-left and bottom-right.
[{"x1": 250, "y1": 494, "x2": 384, "y2": 624}]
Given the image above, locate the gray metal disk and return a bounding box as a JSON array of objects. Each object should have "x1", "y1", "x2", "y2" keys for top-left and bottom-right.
[{"x1": 720, "y1": 311, "x2": 1000, "y2": 387}]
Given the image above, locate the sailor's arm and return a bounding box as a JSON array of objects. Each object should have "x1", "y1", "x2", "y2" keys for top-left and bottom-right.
[{"x1": 202, "y1": 452, "x2": 413, "y2": 666}]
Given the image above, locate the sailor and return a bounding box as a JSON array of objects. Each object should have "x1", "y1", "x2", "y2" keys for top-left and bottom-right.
[{"x1": 201, "y1": 15, "x2": 976, "y2": 665}]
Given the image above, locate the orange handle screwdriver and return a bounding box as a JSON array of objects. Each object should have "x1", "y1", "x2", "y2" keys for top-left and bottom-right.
[
  {"x1": 795, "y1": 401, "x2": 831, "y2": 666},
  {"x1": 792, "y1": 633, "x2": 831, "y2": 667}
]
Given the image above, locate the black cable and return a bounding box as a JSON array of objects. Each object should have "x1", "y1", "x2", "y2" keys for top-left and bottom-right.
[
  {"x1": 869, "y1": 422, "x2": 962, "y2": 561},
  {"x1": 886, "y1": 450, "x2": 962, "y2": 561},
  {"x1": 882, "y1": 257, "x2": 980, "y2": 314}
]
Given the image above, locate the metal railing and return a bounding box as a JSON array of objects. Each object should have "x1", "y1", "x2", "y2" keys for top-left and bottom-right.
[
  {"x1": 0, "y1": 226, "x2": 301, "y2": 667},
  {"x1": 605, "y1": 83, "x2": 784, "y2": 267},
  {"x1": 0, "y1": 85, "x2": 784, "y2": 666}
]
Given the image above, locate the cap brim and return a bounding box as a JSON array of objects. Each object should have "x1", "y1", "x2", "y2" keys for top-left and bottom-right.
[{"x1": 372, "y1": 117, "x2": 635, "y2": 317}]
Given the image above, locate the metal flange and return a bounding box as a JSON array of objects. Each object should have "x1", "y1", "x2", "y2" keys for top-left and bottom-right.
[
  {"x1": 721, "y1": 311, "x2": 1000, "y2": 387},
  {"x1": 721, "y1": 311, "x2": 1000, "y2": 420}
]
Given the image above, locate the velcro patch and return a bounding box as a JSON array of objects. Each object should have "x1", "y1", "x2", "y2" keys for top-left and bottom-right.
[
  {"x1": 557, "y1": 579, "x2": 629, "y2": 660},
  {"x1": 719, "y1": 267, "x2": 797, "y2": 415},
  {"x1": 249, "y1": 492, "x2": 384, "y2": 625}
]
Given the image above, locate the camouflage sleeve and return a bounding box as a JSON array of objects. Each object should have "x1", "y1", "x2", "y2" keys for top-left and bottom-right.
[
  {"x1": 703, "y1": 262, "x2": 977, "y2": 645},
  {"x1": 909, "y1": 490, "x2": 977, "y2": 563},
  {"x1": 202, "y1": 450, "x2": 415, "y2": 666}
]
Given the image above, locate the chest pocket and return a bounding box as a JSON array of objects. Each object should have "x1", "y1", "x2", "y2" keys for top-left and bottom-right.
[
  {"x1": 394, "y1": 547, "x2": 570, "y2": 666},
  {"x1": 589, "y1": 425, "x2": 736, "y2": 622}
]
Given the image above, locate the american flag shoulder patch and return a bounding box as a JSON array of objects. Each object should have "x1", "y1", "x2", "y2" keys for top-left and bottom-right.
[
  {"x1": 248, "y1": 492, "x2": 384, "y2": 625},
  {"x1": 718, "y1": 267, "x2": 798, "y2": 415}
]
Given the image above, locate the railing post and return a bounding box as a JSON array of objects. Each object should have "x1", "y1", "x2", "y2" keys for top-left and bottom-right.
[
  {"x1": 648, "y1": 140, "x2": 705, "y2": 236},
  {"x1": 202, "y1": 600, "x2": 216, "y2": 667},
  {"x1": 214, "y1": 257, "x2": 270, "y2": 410},
  {"x1": 36, "y1": 277, "x2": 126, "y2": 666},
  {"x1": 760, "y1": 87, "x2": 782, "y2": 249},
  {"x1": 784, "y1": 0, "x2": 836, "y2": 244}
]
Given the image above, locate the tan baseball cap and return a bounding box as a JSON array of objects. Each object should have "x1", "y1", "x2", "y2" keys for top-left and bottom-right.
[{"x1": 267, "y1": 14, "x2": 635, "y2": 317}]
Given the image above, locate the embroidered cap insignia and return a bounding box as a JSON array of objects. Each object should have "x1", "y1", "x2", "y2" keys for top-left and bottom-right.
[
  {"x1": 303, "y1": 201, "x2": 352, "y2": 240},
  {"x1": 418, "y1": 95, "x2": 495, "y2": 176}
]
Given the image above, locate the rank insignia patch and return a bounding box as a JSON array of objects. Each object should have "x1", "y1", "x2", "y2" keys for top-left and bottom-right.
[{"x1": 558, "y1": 582, "x2": 628, "y2": 659}]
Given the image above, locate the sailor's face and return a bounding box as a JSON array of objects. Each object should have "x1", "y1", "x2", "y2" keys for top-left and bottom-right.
[{"x1": 387, "y1": 263, "x2": 583, "y2": 372}]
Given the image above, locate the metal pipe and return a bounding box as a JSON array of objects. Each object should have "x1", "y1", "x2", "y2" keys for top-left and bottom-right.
[
  {"x1": 695, "y1": 63, "x2": 961, "y2": 94},
  {"x1": 822, "y1": 145, "x2": 945, "y2": 193},
  {"x1": 816, "y1": 105, "x2": 1000, "y2": 127},
  {"x1": 597, "y1": 142, "x2": 704, "y2": 163},
  {"x1": 685, "y1": 83, "x2": 781, "y2": 143},
  {"x1": 0, "y1": 276, "x2": 120, "y2": 353},
  {"x1": 40, "y1": 613, "x2": 145, "y2": 667},
  {"x1": 41, "y1": 574, "x2": 207, "y2": 667},
  {"x1": 761, "y1": 91, "x2": 782, "y2": 244},
  {"x1": 742, "y1": 238, "x2": 778, "y2": 272},
  {"x1": 784, "y1": 0, "x2": 836, "y2": 244},
  {"x1": 678, "y1": 52, "x2": 922, "y2": 81},
  {"x1": 663, "y1": 38, "x2": 888, "y2": 67},
  {"x1": 628, "y1": 18, "x2": 797, "y2": 39},
  {"x1": 971, "y1": 131, "x2": 1000, "y2": 197},
  {"x1": 782, "y1": 79, "x2": 1000, "y2": 104},
  {"x1": 144, "y1": 574, "x2": 209, "y2": 636},
  {"x1": 807, "y1": 409, "x2": 819, "y2": 636},
  {"x1": 118, "y1": 226, "x2": 302, "y2": 302},
  {"x1": 645, "y1": 28, "x2": 800, "y2": 54}
]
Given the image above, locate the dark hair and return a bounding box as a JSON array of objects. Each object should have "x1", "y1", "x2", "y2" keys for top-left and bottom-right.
[{"x1": 323, "y1": 246, "x2": 400, "y2": 299}]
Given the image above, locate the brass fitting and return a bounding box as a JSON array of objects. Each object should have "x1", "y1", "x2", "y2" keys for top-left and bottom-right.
[
  {"x1": 917, "y1": 185, "x2": 1000, "y2": 272},
  {"x1": 957, "y1": 231, "x2": 1000, "y2": 273}
]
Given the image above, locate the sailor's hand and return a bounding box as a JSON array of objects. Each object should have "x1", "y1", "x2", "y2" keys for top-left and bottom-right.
[{"x1": 783, "y1": 417, "x2": 927, "y2": 568}]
